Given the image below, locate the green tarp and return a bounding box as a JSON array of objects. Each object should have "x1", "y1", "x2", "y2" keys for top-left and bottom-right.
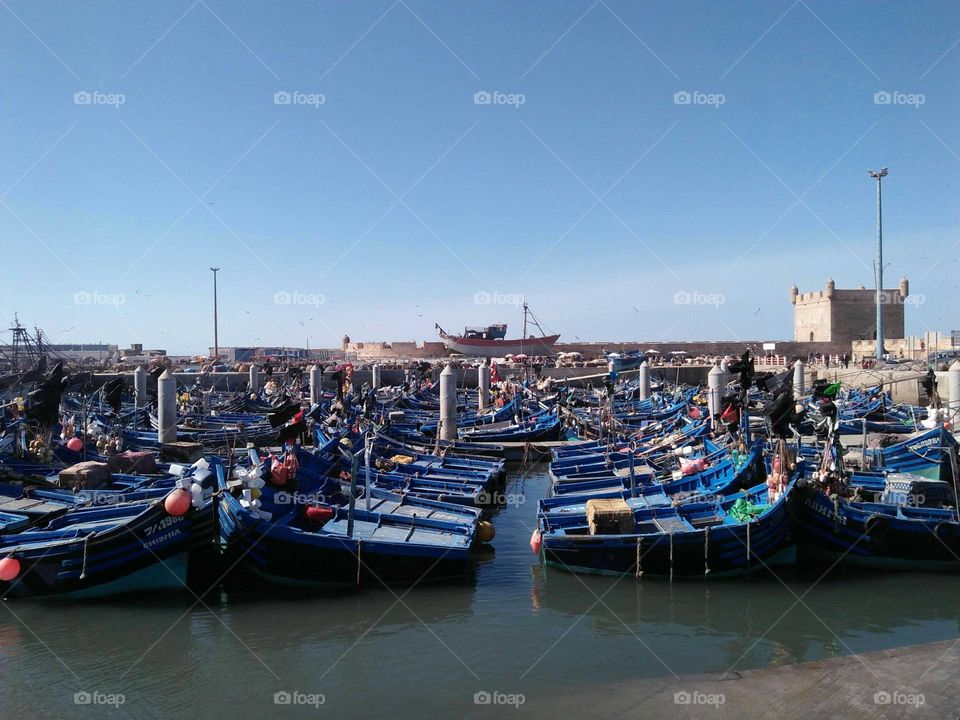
[{"x1": 726, "y1": 497, "x2": 770, "y2": 523}]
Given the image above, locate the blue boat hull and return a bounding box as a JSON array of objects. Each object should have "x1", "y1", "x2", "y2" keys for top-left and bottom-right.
[{"x1": 790, "y1": 486, "x2": 960, "y2": 570}]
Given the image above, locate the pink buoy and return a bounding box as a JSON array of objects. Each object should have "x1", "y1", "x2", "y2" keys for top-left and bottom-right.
[
  {"x1": 163, "y1": 488, "x2": 191, "y2": 517},
  {"x1": 530, "y1": 529, "x2": 543, "y2": 555},
  {"x1": 0, "y1": 557, "x2": 21, "y2": 582},
  {"x1": 65, "y1": 437, "x2": 83, "y2": 452}
]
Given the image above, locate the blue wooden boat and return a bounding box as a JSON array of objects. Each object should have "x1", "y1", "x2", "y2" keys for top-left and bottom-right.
[
  {"x1": 791, "y1": 480, "x2": 960, "y2": 570},
  {"x1": 536, "y1": 476, "x2": 798, "y2": 578},
  {"x1": 215, "y1": 455, "x2": 485, "y2": 588},
  {"x1": 541, "y1": 442, "x2": 765, "y2": 511},
  {"x1": 0, "y1": 488, "x2": 213, "y2": 599}
]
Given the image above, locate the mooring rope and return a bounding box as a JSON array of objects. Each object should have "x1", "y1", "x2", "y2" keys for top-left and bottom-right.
[
  {"x1": 356, "y1": 539, "x2": 362, "y2": 586},
  {"x1": 669, "y1": 531, "x2": 674, "y2": 583},
  {"x1": 704, "y1": 526, "x2": 710, "y2": 575},
  {"x1": 79, "y1": 532, "x2": 94, "y2": 581}
]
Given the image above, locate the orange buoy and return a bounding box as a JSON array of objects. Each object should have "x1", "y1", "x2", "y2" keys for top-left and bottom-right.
[
  {"x1": 530, "y1": 529, "x2": 543, "y2": 555},
  {"x1": 0, "y1": 557, "x2": 21, "y2": 581},
  {"x1": 163, "y1": 488, "x2": 191, "y2": 516}
]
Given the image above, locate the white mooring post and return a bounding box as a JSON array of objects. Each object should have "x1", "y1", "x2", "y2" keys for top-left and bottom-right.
[
  {"x1": 638, "y1": 361, "x2": 650, "y2": 401},
  {"x1": 249, "y1": 363, "x2": 260, "y2": 393},
  {"x1": 478, "y1": 360, "x2": 491, "y2": 410},
  {"x1": 707, "y1": 363, "x2": 723, "y2": 426},
  {"x1": 793, "y1": 359, "x2": 805, "y2": 400},
  {"x1": 949, "y1": 361, "x2": 960, "y2": 427},
  {"x1": 133, "y1": 365, "x2": 147, "y2": 409},
  {"x1": 309, "y1": 365, "x2": 321, "y2": 406},
  {"x1": 372, "y1": 364, "x2": 382, "y2": 390},
  {"x1": 157, "y1": 369, "x2": 177, "y2": 444},
  {"x1": 440, "y1": 364, "x2": 458, "y2": 441}
]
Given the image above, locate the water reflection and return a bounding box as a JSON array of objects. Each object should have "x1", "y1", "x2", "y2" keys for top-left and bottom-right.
[{"x1": 0, "y1": 467, "x2": 957, "y2": 720}]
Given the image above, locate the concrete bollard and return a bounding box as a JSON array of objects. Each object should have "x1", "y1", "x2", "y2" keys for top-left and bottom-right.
[
  {"x1": 309, "y1": 365, "x2": 321, "y2": 406},
  {"x1": 248, "y1": 363, "x2": 260, "y2": 393},
  {"x1": 440, "y1": 364, "x2": 458, "y2": 441},
  {"x1": 157, "y1": 369, "x2": 177, "y2": 444},
  {"x1": 372, "y1": 364, "x2": 381, "y2": 390},
  {"x1": 793, "y1": 359, "x2": 805, "y2": 399},
  {"x1": 478, "y1": 360, "x2": 491, "y2": 410},
  {"x1": 950, "y1": 361, "x2": 960, "y2": 426},
  {"x1": 707, "y1": 363, "x2": 723, "y2": 422},
  {"x1": 133, "y1": 365, "x2": 147, "y2": 410},
  {"x1": 638, "y1": 361, "x2": 650, "y2": 401}
]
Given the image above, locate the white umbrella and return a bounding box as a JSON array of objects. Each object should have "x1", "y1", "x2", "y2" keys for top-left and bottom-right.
[
  {"x1": 645, "y1": 349, "x2": 661, "y2": 354},
  {"x1": 669, "y1": 350, "x2": 689, "y2": 355}
]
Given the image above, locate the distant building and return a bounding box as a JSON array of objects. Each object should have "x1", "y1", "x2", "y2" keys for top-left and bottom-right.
[
  {"x1": 213, "y1": 346, "x2": 339, "y2": 363},
  {"x1": 791, "y1": 278, "x2": 909, "y2": 344},
  {"x1": 45, "y1": 343, "x2": 119, "y2": 362}
]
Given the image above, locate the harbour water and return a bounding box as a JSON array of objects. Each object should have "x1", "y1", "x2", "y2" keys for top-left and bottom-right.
[{"x1": 2, "y1": 466, "x2": 958, "y2": 719}]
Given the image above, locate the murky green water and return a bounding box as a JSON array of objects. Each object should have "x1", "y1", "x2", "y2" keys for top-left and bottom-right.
[{"x1": 1, "y1": 467, "x2": 958, "y2": 719}]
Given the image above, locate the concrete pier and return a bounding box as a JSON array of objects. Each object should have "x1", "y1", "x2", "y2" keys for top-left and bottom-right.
[{"x1": 538, "y1": 640, "x2": 958, "y2": 720}]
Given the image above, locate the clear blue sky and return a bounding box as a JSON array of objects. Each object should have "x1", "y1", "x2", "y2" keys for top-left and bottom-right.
[{"x1": 2, "y1": 0, "x2": 958, "y2": 353}]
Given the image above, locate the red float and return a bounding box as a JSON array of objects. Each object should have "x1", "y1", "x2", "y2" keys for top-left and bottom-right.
[
  {"x1": 163, "y1": 488, "x2": 191, "y2": 516},
  {"x1": 530, "y1": 529, "x2": 543, "y2": 555},
  {"x1": 0, "y1": 557, "x2": 21, "y2": 581}
]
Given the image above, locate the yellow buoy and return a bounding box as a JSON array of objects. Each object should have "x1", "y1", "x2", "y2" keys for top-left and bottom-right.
[{"x1": 476, "y1": 520, "x2": 495, "y2": 543}]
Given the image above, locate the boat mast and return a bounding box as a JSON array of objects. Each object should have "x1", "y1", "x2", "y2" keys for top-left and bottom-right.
[{"x1": 522, "y1": 302, "x2": 528, "y2": 354}]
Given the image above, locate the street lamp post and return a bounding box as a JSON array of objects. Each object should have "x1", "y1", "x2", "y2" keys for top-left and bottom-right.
[
  {"x1": 210, "y1": 267, "x2": 220, "y2": 360},
  {"x1": 868, "y1": 168, "x2": 888, "y2": 360}
]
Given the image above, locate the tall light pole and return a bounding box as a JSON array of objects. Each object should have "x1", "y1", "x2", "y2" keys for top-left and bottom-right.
[
  {"x1": 868, "y1": 168, "x2": 888, "y2": 360},
  {"x1": 210, "y1": 267, "x2": 220, "y2": 360}
]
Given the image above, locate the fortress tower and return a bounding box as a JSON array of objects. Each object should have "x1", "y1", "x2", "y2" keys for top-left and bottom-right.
[{"x1": 792, "y1": 278, "x2": 908, "y2": 344}]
